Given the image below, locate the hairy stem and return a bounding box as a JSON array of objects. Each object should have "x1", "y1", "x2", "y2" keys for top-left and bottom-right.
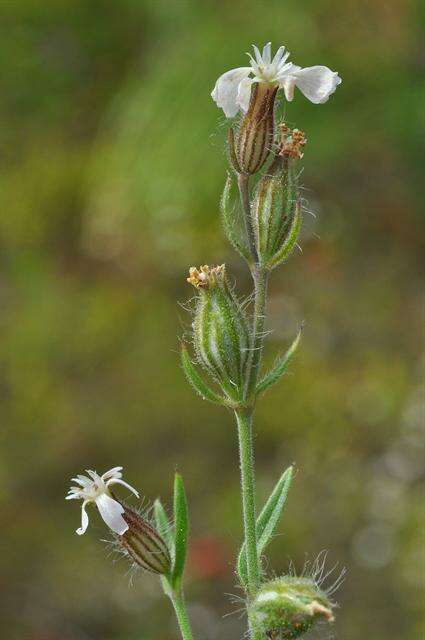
[
  {"x1": 170, "y1": 588, "x2": 194, "y2": 640},
  {"x1": 247, "y1": 266, "x2": 269, "y2": 398},
  {"x1": 237, "y1": 167, "x2": 271, "y2": 640},
  {"x1": 236, "y1": 409, "x2": 260, "y2": 595}
]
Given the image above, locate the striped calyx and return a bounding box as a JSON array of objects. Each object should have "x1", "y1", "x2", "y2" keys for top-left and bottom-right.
[
  {"x1": 251, "y1": 153, "x2": 301, "y2": 269},
  {"x1": 250, "y1": 576, "x2": 334, "y2": 639},
  {"x1": 119, "y1": 505, "x2": 171, "y2": 575},
  {"x1": 188, "y1": 264, "x2": 250, "y2": 401},
  {"x1": 235, "y1": 82, "x2": 278, "y2": 175}
]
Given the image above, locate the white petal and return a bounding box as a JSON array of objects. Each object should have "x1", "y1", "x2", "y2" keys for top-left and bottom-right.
[
  {"x1": 281, "y1": 76, "x2": 296, "y2": 102},
  {"x1": 107, "y1": 477, "x2": 140, "y2": 498},
  {"x1": 66, "y1": 491, "x2": 82, "y2": 500},
  {"x1": 71, "y1": 475, "x2": 91, "y2": 487},
  {"x1": 292, "y1": 66, "x2": 342, "y2": 104},
  {"x1": 252, "y1": 45, "x2": 262, "y2": 64},
  {"x1": 86, "y1": 469, "x2": 101, "y2": 482},
  {"x1": 95, "y1": 493, "x2": 128, "y2": 535},
  {"x1": 262, "y1": 42, "x2": 271, "y2": 64},
  {"x1": 76, "y1": 500, "x2": 90, "y2": 535},
  {"x1": 101, "y1": 466, "x2": 123, "y2": 481},
  {"x1": 272, "y1": 46, "x2": 286, "y2": 65},
  {"x1": 236, "y1": 77, "x2": 256, "y2": 113},
  {"x1": 211, "y1": 67, "x2": 252, "y2": 118}
]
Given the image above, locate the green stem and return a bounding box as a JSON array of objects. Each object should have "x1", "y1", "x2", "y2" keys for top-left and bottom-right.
[
  {"x1": 247, "y1": 267, "x2": 269, "y2": 397},
  {"x1": 237, "y1": 169, "x2": 270, "y2": 640},
  {"x1": 235, "y1": 409, "x2": 260, "y2": 596},
  {"x1": 170, "y1": 588, "x2": 194, "y2": 640}
]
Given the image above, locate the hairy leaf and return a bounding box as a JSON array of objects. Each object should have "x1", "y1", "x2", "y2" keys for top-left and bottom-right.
[
  {"x1": 256, "y1": 329, "x2": 302, "y2": 397},
  {"x1": 172, "y1": 473, "x2": 189, "y2": 587},
  {"x1": 154, "y1": 498, "x2": 174, "y2": 553},
  {"x1": 237, "y1": 466, "x2": 294, "y2": 586}
]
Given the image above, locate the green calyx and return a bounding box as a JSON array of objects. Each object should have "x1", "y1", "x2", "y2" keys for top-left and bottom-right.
[
  {"x1": 188, "y1": 264, "x2": 250, "y2": 402},
  {"x1": 249, "y1": 576, "x2": 334, "y2": 639},
  {"x1": 251, "y1": 158, "x2": 301, "y2": 270}
]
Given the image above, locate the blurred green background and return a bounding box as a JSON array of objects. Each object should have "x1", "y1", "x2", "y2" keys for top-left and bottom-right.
[{"x1": 1, "y1": 1, "x2": 423, "y2": 639}]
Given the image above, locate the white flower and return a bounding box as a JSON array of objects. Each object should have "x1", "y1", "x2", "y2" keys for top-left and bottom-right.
[
  {"x1": 211, "y1": 42, "x2": 342, "y2": 117},
  {"x1": 66, "y1": 466, "x2": 139, "y2": 536}
]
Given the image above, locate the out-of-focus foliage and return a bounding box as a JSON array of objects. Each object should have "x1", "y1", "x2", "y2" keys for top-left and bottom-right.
[{"x1": 0, "y1": 1, "x2": 423, "y2": 639}]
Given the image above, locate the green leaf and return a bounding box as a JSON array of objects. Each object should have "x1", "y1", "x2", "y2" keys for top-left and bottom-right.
[
  {"x1": 237, "y1": 466, "x2": 294, "y2": 586},
  {"x1": 172, "y1": 473, "x2": 189, "y2": 587},
  {"x1": 181, "y1": 346, "x2": 225, "y2": 404},
  {"x1": 256, "y1": 329, "x2": 302, "y2": 397},
  {"x1": 267, "y1": 198, "x2": 302, "y2": 269},
  {"x1": 255, "y1": 465, "x2": 294, "y2": 555},
  {"x1": 221, "y1": 175, "x2": 251, "y2": 262},
  {"x1": 154, "y1": 498, "x2": 174, "y2": 553}
]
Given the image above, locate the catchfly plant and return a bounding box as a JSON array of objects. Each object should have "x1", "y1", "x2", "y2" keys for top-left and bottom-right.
[{"x1": 67, "y1": 41, "x2": 343, "y2": 640}]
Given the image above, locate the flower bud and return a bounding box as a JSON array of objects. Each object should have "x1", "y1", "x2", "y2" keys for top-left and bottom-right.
[
  {"x1": 187, "y1": 265, "x2": 250, "y2": 401},
  {"x1": 249, "y1": 576, "x2": 334, "y2": 639},
  {"x1": 118, "y1": 504, "x2": 172, "y2": 575},
  {"x1": 251, "y1": 152, "x2": 301, "y2": 270},
  {"x1": 235, "y1": 82, "x2": 278, "y2": 175}
]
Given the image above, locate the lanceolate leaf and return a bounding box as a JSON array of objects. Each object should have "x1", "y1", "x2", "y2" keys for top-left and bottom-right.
[
  {"x1": 237, "y1": 466, "x2": 294, "y2": 586},
  {"x1": 256, "y1": 329, "x2": 302, "y2": 397},
  {"x1": 172, "y1": 473, "x2": 189, "y2": 588},
  {"x1": 154, "y1": 498, "x2": 174, "y2": 554},
  {"x1": 267, "y1": 198, "x2": 302, "y2": 269},
  {"x1": 255, "y1": 465, "x2": 294, "y2": 556},
  {"x1": 181, "y1": 346, "x2": 225, "y2": 405},
  {"x1": 221, "y1": 175, "x2": 251, "y2": 262}
]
